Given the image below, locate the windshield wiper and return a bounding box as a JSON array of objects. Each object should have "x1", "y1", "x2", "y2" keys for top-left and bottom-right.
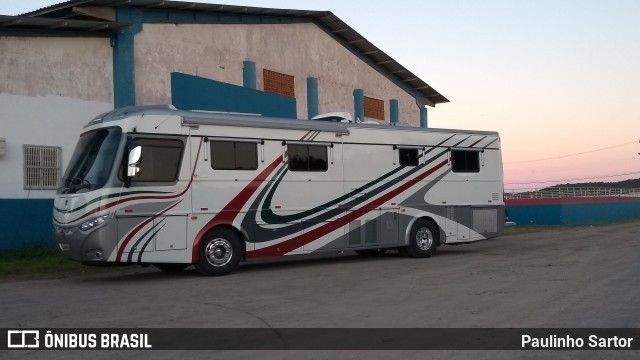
[{"x1": 68, "y1": 177, "x2": 93, "y2": 191}]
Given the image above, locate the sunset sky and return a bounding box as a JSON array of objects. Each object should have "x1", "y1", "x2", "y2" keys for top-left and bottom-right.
[{"x1": 4, "y1": 0, "x2": 640, "y2": 191}]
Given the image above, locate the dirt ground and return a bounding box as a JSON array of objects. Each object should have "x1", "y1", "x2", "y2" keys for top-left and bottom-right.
[{"x1": 2, "y1": 220, "x2": 640, "y2": 359}]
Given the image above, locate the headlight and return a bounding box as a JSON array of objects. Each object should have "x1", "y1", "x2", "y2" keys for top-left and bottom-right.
[{"x1": 79, "y1": 215, "x2": 109, "y2": 231}]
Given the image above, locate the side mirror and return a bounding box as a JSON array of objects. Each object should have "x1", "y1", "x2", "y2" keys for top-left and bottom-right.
[{"x1": 127, "y1": 146, "x2": 141, "y2": 177}]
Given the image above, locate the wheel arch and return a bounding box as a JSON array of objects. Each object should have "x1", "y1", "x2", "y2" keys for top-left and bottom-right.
[
  {"x1": 404, "y1": 215, "x2": 443, "y2": 246},
  {"x1": 192, "y1": 223, "x2": 248, "y2": 263}
]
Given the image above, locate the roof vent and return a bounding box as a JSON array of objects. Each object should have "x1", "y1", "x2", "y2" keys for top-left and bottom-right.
[{"x1": 311, "y1": 112, "x2": 353, "y2": 122}]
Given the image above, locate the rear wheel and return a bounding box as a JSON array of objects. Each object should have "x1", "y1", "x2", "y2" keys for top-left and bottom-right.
[
  {"x1": 403, "y1": 219, "x2": 439, "y2": 258},
  {"x1": 154, "y1": 263, "x2": 189, "y2": 272},
  {"x1": 195, "y1": 228, "x2": 242, "y2": 276}
]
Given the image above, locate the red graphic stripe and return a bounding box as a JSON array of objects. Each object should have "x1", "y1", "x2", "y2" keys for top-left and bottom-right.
[
  {"x1": 74, "y1": 138, "x2": 204, "y2": 223},
  {"x1": 301, "y1": 130, "x2": 313, "y2": 141},
  {"x1": 191, "y1": 131, "x2": 315, "y2": 262},
  {"x1": 114, "y1": 139, "x2": 203, "y2": 262},
  {"x1": 115, "y1": 201, "x2": 181, "y2": 262},
  {"x1": 191, "y1": 155, "x2": 284, "y2": 262},
  {"x1": 73, "y1": 139, "x2": 202, "y2": 225},
  {"x1": 246, "y1": 159, "x2": 449, "y2": 258}
]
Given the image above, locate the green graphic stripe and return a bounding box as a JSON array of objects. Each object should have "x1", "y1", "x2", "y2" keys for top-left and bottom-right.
[
  {"x1": 259, "y1": 136, "x2": 455, "y2": 224},
  {"x1": 54, "y1": 190, "x2": 171, "y2": 214}
]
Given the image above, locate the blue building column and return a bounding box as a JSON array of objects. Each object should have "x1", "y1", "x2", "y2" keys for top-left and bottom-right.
[
  {"x1": 306, "y1": 77, "x2": 319, "y2": 119},
  {"x1": 113, "y1": 6, "x2": 142, "y2": 108},
  {"x1": 243, "y1": 61, "x2": 257, "y2": 89},
  {"x1": 389, "y1": 99, "x2": 399, "y2": 124},
  {"x1": 416, "y1": 94, "x2": 428, "y2": 128},
  {"x1": 353, "y1": 88, "x2": 364, "y2": 122}
]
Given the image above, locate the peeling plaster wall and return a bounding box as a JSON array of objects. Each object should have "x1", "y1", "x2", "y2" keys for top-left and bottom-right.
[
  {"x1": 0, "y1": 36, "x2": 114, "y2": 198},
  {"x1": 0, "y1": 36, "x2": 113, "y2": 102},
  {"x1": 134, "y1": 23, "x2": 421, "y2": 124}
]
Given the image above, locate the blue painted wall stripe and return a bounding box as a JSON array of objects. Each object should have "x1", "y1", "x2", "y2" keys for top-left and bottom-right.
[
  {"x1": 507, "y1": 200, "x2": 640, "y2": 225},
  {"x1": 389, "y1": 99, "x2": 399, "y2": 123},
  {"x1": 243, "y1": 61, "x2": 257, "y2": 89},
  {"x1": 0, "y1": 199, "x2": 54, "y2": 250},
  {"x1": 307, "y1": 77, "x2": 319, "y2": 119},
  {"x1": 353, "y1": 89, "x2": 364, "y2": 122},
  {"x1": 420, "y1": 107, "x2": 428, "y2": 128},
  {"x1": 416, "y1": 94, "x2": 428, "y2": 128},
  {"x1": 171, "y1": 72, "x2": 297, "y2": 118},
  {"x1": 114, "y1": 6, "x2": 142, "y2": 108}
]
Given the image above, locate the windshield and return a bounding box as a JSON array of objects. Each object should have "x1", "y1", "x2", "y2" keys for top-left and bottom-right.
[{"x1": 58, "y1": 127, "x2": 122, "y2": 194}]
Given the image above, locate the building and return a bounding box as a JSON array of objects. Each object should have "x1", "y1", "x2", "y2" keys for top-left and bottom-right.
[{"x1": 0, "y1": 0, "x2": 448, "y2": 249}]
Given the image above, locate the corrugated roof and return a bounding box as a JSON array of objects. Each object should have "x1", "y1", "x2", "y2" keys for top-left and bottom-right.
[
  {"x1": 21, "y1": 0, "x2": 448, "y2": 105},
  {"x1": 0, "y1": 14, "x2": 129, "y2": 34}
]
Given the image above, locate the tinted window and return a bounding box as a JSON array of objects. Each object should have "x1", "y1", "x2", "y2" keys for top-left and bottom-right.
[
  {"x1": 451, "y1": 150, "x2": 480, "y2": 173},
  {"x1": 211, "y1": 141, "x2": 258, "y2": 170},
  {"x1": 399, "y1": 148, "x2": 418, "y2": 166},
  {"x1": 60, "y1": 127, "x2": 121, "y2": 193},
  {"x1": 131, "y1": 138, "x2": 184, "y2": 183},
  {"x1": 288, "y1": 144, "x2": 328, "y2": 172}
]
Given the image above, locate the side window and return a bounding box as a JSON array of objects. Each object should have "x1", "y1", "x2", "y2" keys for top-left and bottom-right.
[
  {"x1": 451, "y1": 150, "x2": 480, "y2": 173},
  {"x1": 131, "y1": 138, "x2": 184, "y2": 183},
  {"x1": 398, "y1": 148, "x2": 418, "y2": 166},
  {"x1": 211, "y1": 141, "x2": 258, "y2": 170},
  {"x1": 288, "y1": 144, "x2": 328, "y2": 172}
]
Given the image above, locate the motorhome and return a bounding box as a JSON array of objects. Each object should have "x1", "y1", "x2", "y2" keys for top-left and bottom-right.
[{"x1": 54, "y1": 106, "x2": 504, "y2": 275}]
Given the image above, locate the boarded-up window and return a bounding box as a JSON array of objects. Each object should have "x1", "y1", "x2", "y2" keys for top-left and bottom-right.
[
  {"x1": 24, "y1": 145, "x2": 62, "y2": 190},
  {"x1": 364, "y1": 96, "x2": 385, "y2": 120},
  {"x1": 263, "y1": 69, "x2": 295, "y2": 97}
]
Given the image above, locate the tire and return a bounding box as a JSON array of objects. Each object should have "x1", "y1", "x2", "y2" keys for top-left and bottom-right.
[
  {"x1": 355, "y1": 249, "x2": 387, "y2": 256},
  {"x1": 403, "y1": 218, "x2": 439, "y2": 258},
  {"x1": 154, "y1": 263, "x2": 190, "y2": 272},
  {"x1": 195, "y1": 228, "x2": 242, "y2": 276}
]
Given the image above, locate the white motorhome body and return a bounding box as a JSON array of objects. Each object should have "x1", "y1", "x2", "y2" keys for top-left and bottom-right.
[{"x1": 54, "y1": 106, "x2": 504, "y2": 275}]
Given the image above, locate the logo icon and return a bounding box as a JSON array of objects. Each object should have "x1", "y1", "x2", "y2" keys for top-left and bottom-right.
[{"x1": 7, "y1": 330, "x2": 39, "y2": 348}]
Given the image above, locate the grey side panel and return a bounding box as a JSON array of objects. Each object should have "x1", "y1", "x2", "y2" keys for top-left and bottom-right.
[
  {"x1": 55, "y1": 218, "x2": 118, "y2": 263},
  {"x1": 316, "y1": 211, "x2": 400, "y2": 251},
  {"x1": 475, "y1": 205, "x2": 504, "y2": 239}
]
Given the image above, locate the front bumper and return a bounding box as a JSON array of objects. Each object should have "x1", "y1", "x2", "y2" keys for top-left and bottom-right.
[{"x1": 54, "y1": 219, "x2": 117, "y2": 264}]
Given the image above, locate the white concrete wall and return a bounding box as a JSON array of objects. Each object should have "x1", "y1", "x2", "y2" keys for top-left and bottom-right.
[
  {"x1": 0, "y1": 95, "x2": 113, "y2": 198},
  {"x1": 134, "y1": 23, "x2": 421, "y2": 124},
  {"x1": 0, "y1": 36, "x2": 114, "y2": 198}
]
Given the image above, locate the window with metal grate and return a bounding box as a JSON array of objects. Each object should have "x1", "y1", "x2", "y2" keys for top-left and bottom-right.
[{"x1": 23, "y1": 144, "x2": 62, "y2": 190}]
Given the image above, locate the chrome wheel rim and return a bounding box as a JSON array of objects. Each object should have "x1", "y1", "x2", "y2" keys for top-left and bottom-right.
[
  {"x1": 415, "y1": 227, "x2": 433, "y2": 251},
  {"x1": 205, "y1": 238, "x2": 233, "y2": 267}
]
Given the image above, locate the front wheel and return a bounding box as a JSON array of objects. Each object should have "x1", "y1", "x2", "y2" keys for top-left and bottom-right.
[
  {"x1": 403, "y1": 219, "x2": 439, "y2": 258},
  {"x1": 195, "y1": 228, "x2": 242, "y2": 276}
]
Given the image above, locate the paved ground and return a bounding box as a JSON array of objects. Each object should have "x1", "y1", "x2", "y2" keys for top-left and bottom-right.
[{"x1": 2, "y1": 220, "x2": 640, "y2": 359}]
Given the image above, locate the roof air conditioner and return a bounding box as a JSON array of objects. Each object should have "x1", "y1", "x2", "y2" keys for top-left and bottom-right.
[{"x1": 311, "y1": 112, "x2": 353, "y2": 122}]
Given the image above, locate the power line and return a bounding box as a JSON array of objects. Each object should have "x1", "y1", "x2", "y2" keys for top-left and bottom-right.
[
  {"x1": 504, "y1": 170, "x2": 640, "y2": 186},
  {"x1": 505, "y1": 140, "x2": 638, "y2": 165}
]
